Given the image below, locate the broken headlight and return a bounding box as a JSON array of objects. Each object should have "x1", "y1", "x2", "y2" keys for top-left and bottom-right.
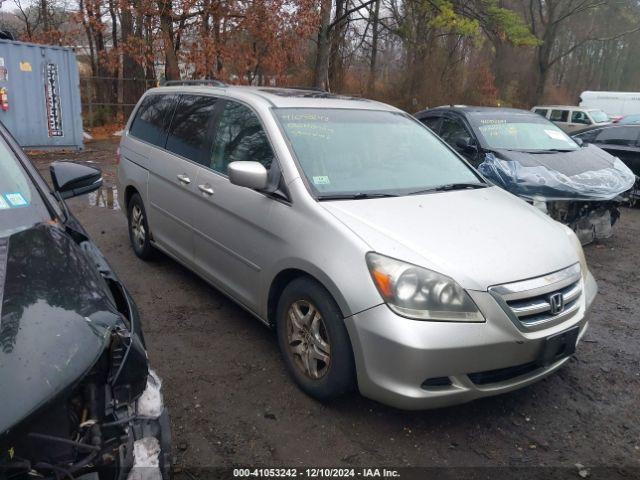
[
  {"x1": 108, "y1": 327, "x2": 149, "y2": 407},
  {"x1": 366, "y1": 252, "x2": 484, "y2": 322}
]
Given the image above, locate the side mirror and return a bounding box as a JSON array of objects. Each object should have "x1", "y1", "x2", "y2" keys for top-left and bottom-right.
[
  {"x1": 455, "y1": 136, "x2": 477, "y2": 152},
  {"x1": 228, "y1": 161, "x2": 268, "y2": 190},
  {"x1": 50, "y1": 161, "x2": 102, "y2": 199},
  {"x1": 574, "y1": 137, "x2": 584, "y2": 147}
]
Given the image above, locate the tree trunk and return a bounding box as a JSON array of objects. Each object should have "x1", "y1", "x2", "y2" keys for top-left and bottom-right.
[
  {"x1": 158, "y1": 0, "x2": 180, "y2": 81},
  {"x1": 108, "y1": 0, "x2": 119, "y2": 112},
  {"x1": 328, "y1": 0, "x2": 346, "y2": 91},
  {"x1": 366, "y1": 0, "x2": 380, "y2": 95},
  {"x1": 533, "y1": 25, "x2": 557, "y2": 104},
  {"x1": 120, "y1": 2, "x2": 146, "y2": 114},
  {"x1": 313, "y1": 0, "x2": 332, "y2": 90}
]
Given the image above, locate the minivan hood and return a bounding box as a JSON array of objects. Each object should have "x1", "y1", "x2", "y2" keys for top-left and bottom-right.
[
  {"x1": 322, "y1": 186, "x2": 578, "y2": 290},
  {"x1": 0, "y1": 224, "x2": 120, "y2": 435}
]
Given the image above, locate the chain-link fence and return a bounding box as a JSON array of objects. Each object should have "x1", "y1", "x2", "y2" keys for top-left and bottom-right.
[{"x1": 80, "y1": 76, "x2": 158, "y2": 128}]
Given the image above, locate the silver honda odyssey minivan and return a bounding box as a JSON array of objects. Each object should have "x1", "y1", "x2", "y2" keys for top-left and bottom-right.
[{"x1": 117, "y1": 83, "x2": 598, "y2": 409}]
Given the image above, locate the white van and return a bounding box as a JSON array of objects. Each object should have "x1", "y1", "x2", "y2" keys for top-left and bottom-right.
[{"x1": 579, "y1": 91, "x2": 640, "y2": 118}]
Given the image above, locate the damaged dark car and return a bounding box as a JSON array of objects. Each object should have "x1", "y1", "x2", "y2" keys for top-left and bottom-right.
[
  {"x1": 415, "y1": 106, "x2": 636, "y2": 244},
  {"x1": 0, "y1": 123, "x2": 170, "y2": 479}
]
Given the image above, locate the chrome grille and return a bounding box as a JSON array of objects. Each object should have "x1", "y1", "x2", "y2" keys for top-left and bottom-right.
[{"x1": 489, "y1": 264, "x2": 583, "y2": 329}]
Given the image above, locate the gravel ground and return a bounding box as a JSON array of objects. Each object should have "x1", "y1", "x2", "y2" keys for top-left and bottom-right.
[{"x1": 28, "y1": 139, "x2": 640, "y2": 477}]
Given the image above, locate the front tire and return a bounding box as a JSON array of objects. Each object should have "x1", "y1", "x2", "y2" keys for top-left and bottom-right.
[
  {"x1": 127, "y1": 193, "x2": 154, "y2": 260},
  {"x1": 276, "y1": 277, "x2": 355, "y2": 400}
]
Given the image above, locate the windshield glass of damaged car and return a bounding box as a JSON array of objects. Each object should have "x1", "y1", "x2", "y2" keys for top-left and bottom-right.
[
  {"x1": 275, "y1": 108, "x2": 483, "y2": 197},
  {"x1": 469, "y1": 114, "x2": 579, "y2": 151},
  {"x1": 0, "y1": 140, "x2": 50, "y2": 237}
]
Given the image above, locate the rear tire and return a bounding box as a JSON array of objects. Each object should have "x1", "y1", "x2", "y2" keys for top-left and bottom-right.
[
  {"x1": 127, "y1": 193, "x2": 154, "y2": 260},
  {"x1": 276, "y1": 277, "x2": 355, "y2": 400}
]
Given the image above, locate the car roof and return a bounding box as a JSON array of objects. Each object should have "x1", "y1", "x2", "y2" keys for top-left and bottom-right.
[
  {"x1": 533, "y1": 105, "x2": 602, "y2": 110},
  {"x1": 143, "y1": 85, "x2": 400, "y2": 112},
  {"x1": 415, "y1": 105, "x2": 535, "y2": 117}
]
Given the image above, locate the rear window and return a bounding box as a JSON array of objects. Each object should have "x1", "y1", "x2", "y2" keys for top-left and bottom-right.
[{"x1": 129, "y1": 94, "x2": 177, "y2": 147}]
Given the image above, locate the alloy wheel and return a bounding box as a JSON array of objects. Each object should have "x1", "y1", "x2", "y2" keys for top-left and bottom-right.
[
  {"x1": 131, "y1": 205, "x2": 146, "y2": 249},
  {"x1": 286, "y1": 300, "x2": 331, "y2": 379}
]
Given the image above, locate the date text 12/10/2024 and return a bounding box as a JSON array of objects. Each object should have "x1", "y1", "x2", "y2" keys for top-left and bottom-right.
[{"x1": 233, "y1": 468, "x2": 401, "y2": 478}]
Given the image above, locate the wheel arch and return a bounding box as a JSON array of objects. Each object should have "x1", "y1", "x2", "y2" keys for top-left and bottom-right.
[
  {"x1": 123, "y1": 185, "x2": 139, "y2": 212},
  {"x1": 266, "y1": 267, "x2": 351, "y2": 328}
]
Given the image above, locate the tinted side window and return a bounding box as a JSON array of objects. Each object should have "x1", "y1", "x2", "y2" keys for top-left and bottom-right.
[
  {"x1": 129, "y1": 94, "x2": 176, "y2": 147},
  {"x1": 439, "y1": 117, "x2": 471, "y2": 145},
  {"x1": 534, "y1": 108, "x2": 548, "y2": 117},
  {"x1": 550, "y1": 109, "x2": 569, "y2": 122},
  {"x1": 595, "y1": 127, "x2": 640, "y2": 146},
  {"x1": 209, "y1": 101, "x2": 274, "y2": 174},
  {"x1": 420, "y1": 116, "x2": 442, "y2": 133},
  {"x1": 165, "y1": 95, "x2": 219, "y2": 164}
]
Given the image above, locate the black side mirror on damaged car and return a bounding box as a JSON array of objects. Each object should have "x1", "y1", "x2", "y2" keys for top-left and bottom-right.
[
  {"x1": 50, "y1": 161, "x2": 103, "y2": 199},
  {"x1": 455, "y1": 136, "x2": 477, "y2": 153}
]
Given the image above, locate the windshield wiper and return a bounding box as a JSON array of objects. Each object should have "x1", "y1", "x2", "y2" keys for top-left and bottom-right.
[
  {"x1": 407, "y1": 182, "x2": 487, "y2": 195},
  {"x1": 318, "y1": 192, "x2": 399, "y2": 201},
  {"x1": 511, "y1": 148, "x2": 575, "y2": 154}
]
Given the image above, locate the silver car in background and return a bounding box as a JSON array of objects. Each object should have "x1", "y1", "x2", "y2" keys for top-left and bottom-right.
[{"x1": 117, "y1": 84, "x2": 598, "y2": 409}]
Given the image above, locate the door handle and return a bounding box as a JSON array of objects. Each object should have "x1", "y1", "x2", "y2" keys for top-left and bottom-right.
[
  {"x1": 177, "y1": 174, "x2": 191, "y2": 185},
  {"x1": 198, "y1": 184, "x2": 214, "y2": 196}
]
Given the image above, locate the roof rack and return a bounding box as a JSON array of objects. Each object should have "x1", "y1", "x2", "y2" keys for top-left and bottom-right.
[
  {"x1": 268, "y1": 85, "x2": 327, "y2": 93},
  {"x1": 160, "y1": 79, "x2": 227, "y2": 87}
]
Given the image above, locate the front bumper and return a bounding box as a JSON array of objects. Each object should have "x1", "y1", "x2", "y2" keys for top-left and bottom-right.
[{"x1": 345, "y1": 271, "x2": 597, "y2": 410}]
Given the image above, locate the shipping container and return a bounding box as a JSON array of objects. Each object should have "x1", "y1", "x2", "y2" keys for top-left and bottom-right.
[{"x1": 0, "y1": 39, "x2": 83, "y2": 149}]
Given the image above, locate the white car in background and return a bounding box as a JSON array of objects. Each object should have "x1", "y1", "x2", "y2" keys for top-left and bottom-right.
[{"x1": 532, "y1": 105, "x2": 610, "y2": 133}]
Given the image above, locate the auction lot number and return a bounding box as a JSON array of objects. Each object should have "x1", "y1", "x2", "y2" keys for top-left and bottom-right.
[{"x1": 234, "y1": 468, "x2": 400, "y2": 478}]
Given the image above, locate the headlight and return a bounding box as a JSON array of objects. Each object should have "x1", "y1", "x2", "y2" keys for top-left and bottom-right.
[
  {"x1": 366, "y1": 252, "x2": 484, "y2": 322},
  {"x1": 563, "y1": 226, "x2": 587, "y2": 279}
]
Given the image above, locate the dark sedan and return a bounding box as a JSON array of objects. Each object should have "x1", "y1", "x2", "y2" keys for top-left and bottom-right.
[
  {"x1": 415, "y1": 106, "x2": 636, "y2": 244},
  {"x1": 0, "y1": 123, "x2": 170, "y2": 479},
  {"x1": 572, "y1": 124, "x2": 640, "y2": 177}
]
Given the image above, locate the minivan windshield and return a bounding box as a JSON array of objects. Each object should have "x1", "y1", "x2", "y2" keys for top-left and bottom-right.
[
  {"x1": 0, "y1": 140, "x2": 50, "y2": 237},
  {"x1": 467, "y1": 113, "x2": 579, "y2": 151},
  {"x1": 274, "y1": 108, "x2": 482, "y2": 198}
]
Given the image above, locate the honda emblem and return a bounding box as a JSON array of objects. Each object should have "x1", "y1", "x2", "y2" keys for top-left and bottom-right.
[{"x1": 549, "y1": 293, "x2": 565, "y2": 315}]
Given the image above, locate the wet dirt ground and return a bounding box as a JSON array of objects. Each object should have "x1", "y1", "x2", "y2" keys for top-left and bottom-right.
[{"x1": 29, "y1": 139, "x2": 639, "y2": 476}]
